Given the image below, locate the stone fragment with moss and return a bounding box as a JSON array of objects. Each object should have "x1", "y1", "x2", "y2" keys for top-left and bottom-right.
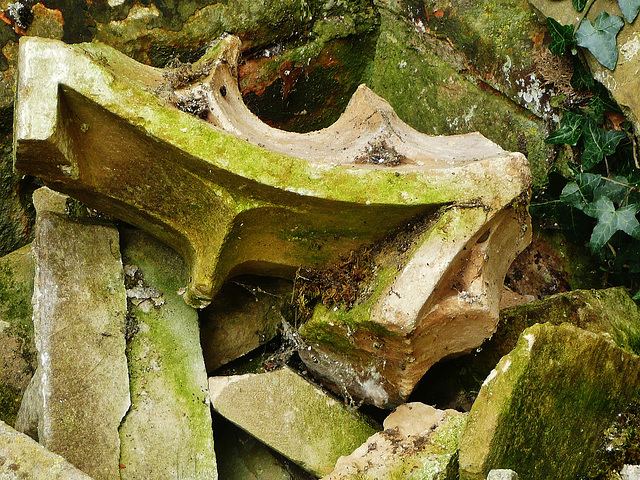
[
  {"x1": 323, "y1": 402, "x2": 465, "y2": 480},
  {"x1": 458, "y1": 323, "x2": 640, "y2": 480},
  {"x1": 118, "y1": 227, "x2": 217, "y2": 480},
  {"x1": 416, "y1": 286, "x2": 640, "y2": 410}
]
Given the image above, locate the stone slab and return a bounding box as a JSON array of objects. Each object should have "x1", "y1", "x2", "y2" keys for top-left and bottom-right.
[
  {"x1": 209, "y1": 367, "x2": 376, "y2": 477},
  {"x1": 27, "y1": 187, "x2": 130, "y2": 479},
  {"x1": 213, "y1": 412, "x2": 314, "y2": 480},
  {"x1": 0, "y1": 420, "x2": 92, "y2": 480},
  {"x1": 323, "y1": 402, "x2": 465, "y2": 479},
  {"x1": 459, "y1": 323, "x2": 640, "y2": 480},
  {"x1": 118, "y1": 227, "x2": 217, "y2": 480}
]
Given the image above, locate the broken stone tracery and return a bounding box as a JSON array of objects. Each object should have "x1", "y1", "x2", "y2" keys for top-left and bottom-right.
[{"x1": 9, "y1": 31, "x2": 534, "y2": 476}]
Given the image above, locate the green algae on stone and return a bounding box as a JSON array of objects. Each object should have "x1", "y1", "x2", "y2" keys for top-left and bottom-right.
[
  {"x1": 0, "y1": 244, "x2": 35, "y2": 427},
  {"x1": 367, "y1": 7, "x2": 553, "y2": 186},
  {"x1": 118, "y1": 227, "x2": 217, "y2": 480},
  {"x1": 458, "y1": 323, "x2": 640, "y2": 480}
]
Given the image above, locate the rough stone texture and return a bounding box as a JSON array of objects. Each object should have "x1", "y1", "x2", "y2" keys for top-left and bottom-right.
[
  {"x1": 213, "y1": 413, "x2": 315, "y2": 480},
  {"x1": 414, "y1": 286, "x2": 640, "y2": 411},
  {"x1": 200, "y1": 276, "x2": 291, "y2": 372},
  {"x1": 118, "y1": 227, "x2": 217, "y2": 480},
  {"x1": 622, "y1": 465, "x2": 640, "y2": 480},
  {"x1": 487, "y1": 470, "x2": 520, "y2": 480},
  {"x1": 370, "y1": 1, "x2": 554, "y2": 186},
  {"x1": 0, "y1": 244, "x2": 35, "y2": 427},
  {"x1": 209, "y1": 367, "x2": 376, "y2": 477},
  {"x1": 23, "y1": 187, "x2": 130, "y2": 480},
  {"x1": 323, "y1": 402, "x2": 465, "y2": 480},
  {"x1": 527, "y1": 0, "x2": 640, "y2": 137},
  {"x1": 458, "y1": 323, "x2": 640, "y2": 480},
  {"x1": 0, "y1": 420, "x2": 92, "y2": 480}
]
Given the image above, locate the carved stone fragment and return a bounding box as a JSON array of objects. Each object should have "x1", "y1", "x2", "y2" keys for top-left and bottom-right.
[{"x1": 14, "y1": 35, "x2": 532, "y2": 406}]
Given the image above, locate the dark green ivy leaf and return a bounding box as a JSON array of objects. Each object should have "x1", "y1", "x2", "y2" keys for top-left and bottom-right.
[
  {"x1": 593, "y1": 175, "x2": 630, "y2": 204},
  {"x1": 548, "y1": 17, "x2": 575, "y2": 56},
  {"x1": 576, "y1": 172, "x2": 604, "y2": 198},
  {"x1": 618, "y1": 0, "x2": 640, "y2": 23},
  {"x1": 573, "y1": 0, "x2": 588, "y2": 10},
  {"x1": 571, "y1": 58, "x2": 595, "y2": 90},
  {"x1": 559, "y1": 182, "x2": 585, "y2": 209},
  {"x1": 576, "y1": 12, "x2": 624, "y2": 70},
  {"x1": 581, "y1": 118, "x2": 627, "y2": 169},
  {"x1": 584, "y1": 197, "x2": 640, "y2": 251},
  {"x1": 545, "y1": 111, "x2": 585, "y2": 146}
]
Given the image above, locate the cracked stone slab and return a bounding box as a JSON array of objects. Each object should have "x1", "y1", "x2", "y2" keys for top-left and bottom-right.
[
  {"x1": 0, "y1": 420, "x2": 92, "y2": 480},
  {"x1": 209, "y1": 367, "x2": 376, "y2": 478},
  {"x1": 118, "y1": 227, "x2": 217, "y2": 480},
  {"x1": 22, "y1": 187, "x2": 130, "y2": 479},
  {"x1": 13, "y1": 35, "x2": 531, "y2": 311}
]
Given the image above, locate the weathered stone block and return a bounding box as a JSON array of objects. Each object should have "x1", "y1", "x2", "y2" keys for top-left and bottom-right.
[
  {"x1": 209, "y1": 367, "x2": 376, "y2": 477},
  {"x1": 323, "y1": 402, "x2": 465, "y2": 480},
  {"x1": 415, "y1": 286, "x2": 640, "y2": 409},
  {"x1": 458, "y1": 323, "x2": 640, "y2": 480},
  {"x1": 0, "y1": 420, "x2": 92, "y2": 480},
  {"x1": 118, "y1": 227, "x2": 217, "y2": 480},
  {"x1": 23, "y1": 188, "x2": 130, "y2": 479}
]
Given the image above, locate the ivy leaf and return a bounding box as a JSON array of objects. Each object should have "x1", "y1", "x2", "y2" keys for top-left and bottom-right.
[
  {"x1": 618, "y1": 0, "x2": 640, "y2": 23},
  {"x1": 559, "y1": 182, "x2": 585, "y2": 209},
  {"x1": 545, "y1": 111, "x2": 585, "y2": 146},
  {"x1": 581, "y1": 118, "x2": 627, "y2": 170},
  {"x1": 585, "y1": 197, "x2": 640, "y2": 250},
  {"x1": 573, "y1": 0, "x2": 588, "y2": 10},
  {"x1": 571, "y1": 58, "x2": 595, "y2": 90},
  {"x1": 593, "y1": 175, "x2": 630, "y2": 204},
  {"x1": 576, "y1": 172, "x2": 604, "y2": 198},
  {"x1": 548, "y1": 17, "x2": 576, "y2": 56},
  {"x1": 575, "y1": 12, "x2": 624, "y2": 70}
]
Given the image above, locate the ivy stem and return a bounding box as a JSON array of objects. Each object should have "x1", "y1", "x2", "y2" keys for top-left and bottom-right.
[{"x1": 574, "y1": 0, "x2": 598, "y2": 34}]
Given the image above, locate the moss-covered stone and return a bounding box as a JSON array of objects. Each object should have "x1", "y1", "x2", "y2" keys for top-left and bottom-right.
[
  {"x1": 414, "y1": 286, "x2": 640, "y2": 410},
  {"x1": 118, "y1": 227, "x2": 217, "y2": 480},
  {"x1": 458, "y1": 323, "x2": 640, "y2": 480},
  {"x1": 367, "y1": 7, "x2": 553, "y2": 186},
  {"x1": 0, "y1": 245, "x2": 35, "y2": 427}
]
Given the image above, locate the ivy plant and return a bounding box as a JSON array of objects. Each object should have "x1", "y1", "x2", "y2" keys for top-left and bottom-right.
[
  {"x1": 532, "y1": 12, "x2": 640, "y2": 297},
  {"x1": 547, "y1": 0, "x2": 639, "y2": 71}
]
